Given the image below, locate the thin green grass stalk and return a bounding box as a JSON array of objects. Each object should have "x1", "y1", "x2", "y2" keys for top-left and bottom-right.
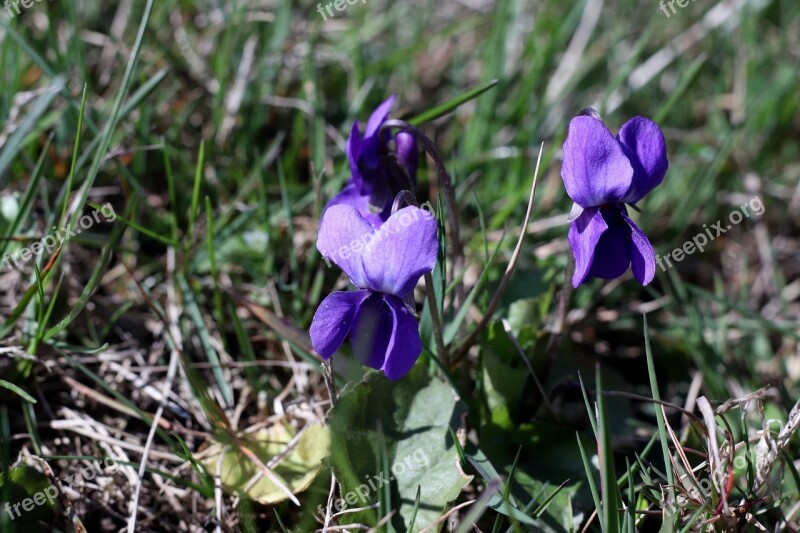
[
  {"x1": 171, "y1": 434, "x2": 215, "y2": 497},
  {"x1": 176, "y1": 273, "x2": 233, "y2": 407},
  {"x1": 376, "y1": 420, "x2": 393, "y2": 532},
  {"x1": 21, "y1": 403, "x2": 42, "y2": 456},
  {"x1": 0, "y1": 76, "x2": 63, "y2": 184},
  {"x1": 57, "y1": 85, "x2": 87, "y2": 227},
  {"x1": 276, "y1": 159, "x2": 301, "y2": 313},
  {"x1": 162, "y1": 141, "x2": 179, "y2": 242},
  {"x1": 454, "y1": 478, "x2": 502, "y2": 533},
  {"x1": 408, "y1": 486, "x2": 422, "y2": 532},
  {"x1": 73, "y1": 68, "x2": 169, "y2": 174},
  {"x1": 445, "y1": 230, "x2": 507, "y2": 345},
  {"x1": 204, "y1": 196, "x2": 227, "y2": 353},
  {"x1": 0, "y1": 380, "x2": 36, "y2": 404},
  {"x1": 43, "y1": 203, "x2": 127, "y2": 340},
  {"x1": 576, "y1": 433, "x2": 601, "y2": 518},
  {"x1": 654, "y1": 56, "x2": 707, "y2": 124},
  {"x1": 84, "y1": 201, "x2": 178, "y2": 247},
  {"x1": 500, "y1": 446, "x2": 523, "y2": 530},
  {"x1": 273, "y1": 509, "x2": 289, "y2": 533},
  {"x1": 532, "y1": 481, "x2": 570, "y2": 519},
  {"x1": 578, "y1": 372, "x2": 598, "y2": 438},
  {"x1": 66, "y1": 0, "x2": 155, "y2": 233},
  {"x1": 0, "y1": 132, "x2": 51, "y2": 258},
  {"x1": 643, "y1": 314, "x2": 676, "y2": 520},
  {"x1": 187, "y1": 140, "x2": 205, "y2": 246},
  {"x1": 0, "y1": 406, "x2": 11, "y2": 532},
  {"x1": 596, "y1": 365, "x2": 621, "y2": 532},
  {"x1": 228, "y1": 301, "x2": 264, "y2": 391},
  {"x1": 408, "y1": 79, "x2": 498, "y2": 126},
  {"x1": 624, "y1": 458, "x2": 635, "y2": 533}
]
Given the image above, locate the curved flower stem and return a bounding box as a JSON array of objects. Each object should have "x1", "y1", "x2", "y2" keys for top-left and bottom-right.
[
  {"x1": 424, "y1": 272, "x2": 449, "y2": 363},
  {"x1": 449, "y1": 143, "x2": 544, "y2": 369},
  {"x1": 383, "y1": 119, "x2": 464, "y2": 305},
  {"x1": 322, "y1": 359, "x2": 337, "y2": 407},
  {"x1": 392, "y1": 190, "x2": 449, "y2": 363},
  {"x1": 541, "y1": 253, "x2": 574, "y2": 379},
  {"x1": 391, "y1": 190, "x2": 419, "y2": 213}
]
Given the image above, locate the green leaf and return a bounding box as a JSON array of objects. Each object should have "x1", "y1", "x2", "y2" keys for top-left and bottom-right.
[
  {"x1": 0, "y1": 464, "x2": 55, "y2": 530},
  {"x1": 465, "y1": 447, "x2": 539, "y2": 527},
  {"x1": 407, "y1": 79, "x2": 499, "y2": 126},
  {"x1": 481, "y1": 350, "x2": 527, "y2": 428},
  {"x1": 0, "y1": 380, "x2": 36, "y2": 404},
  {"x1": 328, "y1": 366, "x2": 472, "y2": 531},
  {"x1": 201, "y1": 424, "x2": 330, "y2": 505}
]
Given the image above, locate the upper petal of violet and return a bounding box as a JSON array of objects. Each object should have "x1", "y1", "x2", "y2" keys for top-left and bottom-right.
[
  {"x1": 561, "y1": 115, "x2": 635, "y2": 208},
  {"x1": 310, "y1": 289, "x2": 370, "y2": 358},
  {"x1": 617, "y1": 116, "x2": 668, "y2": 204},
  {"x1": 317, "y1": 204, "x2": 373, "y2": 288},
  {"x1": 362, "y1": 205, "x2": 438, "y2": 297},
  {"x1": 346, "y1": 121, "x2": 365, "y2": 191},
  {"x1": 364, "y1": 95, "x2": 396, "y2": 139},
  {"x1": 361, "y1": 95, "x2": 396, "y2": 169}
]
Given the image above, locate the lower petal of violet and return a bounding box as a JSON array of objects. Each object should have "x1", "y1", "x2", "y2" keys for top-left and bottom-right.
[
  {"x1": 380, "y1": 295, "x2": 423, "y2": 380},
  {"x1": 588, "y1": 208, "x2": 632, "y2": 280},
  {"x1": 568, "y1": 206, "x2": 608, "y2": 287},
  {"x1": 622, "y1": 213, "x2": 656, "y2": 285},
  {"x1": 310, "y1": 289, "x2": 370, "y2": 358},
  {"x1": 350, "y1": 293, "x2": 393, "y2": 370}
]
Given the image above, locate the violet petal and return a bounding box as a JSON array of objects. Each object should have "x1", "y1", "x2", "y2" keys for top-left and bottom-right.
[
  {"x1": 561, "y1": 115, "x2": 634, "y2": 207},
  {"x1": 310, "y1": 289, "x2": 370, "y2": 358}
]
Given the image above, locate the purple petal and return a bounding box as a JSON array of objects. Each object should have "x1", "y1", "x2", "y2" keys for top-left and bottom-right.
[
  {"x1": 622, "y1": 213, "x2": 656, "y2": 285},
  {"x1": 362, "y1": 206, "x2": 438, "y2": 297},
  {"x1": 617, "y1": 117, "x2": 668, "y2": 204},
  {"x1": 568, "y1": 207, "x2": 608, "y2": 287},
  {"x1": 588, "y1": 211, "x2": 631, "y2": 280},
  {"x1": 561, "y1": 115, "x2": 634, "y2": 207},
  {"x1": 310, "y1": 290, "x2": 370, "y2": 358},
  {"x1": 381, "y1": 295, "x2": 423, "y2": 380},
  {"x1": 325, "y1": 181, "x2": 390, "y2": 228},
  {"x1": 395, "y1": 131, "x2": 418, "y2": 179},
  {"x1": 365, "y1": 95, "x2": 396, "y2": 138},
  {"x1": 346, "y1": 122, "x2": 365, "y2": 191},
  {"x1": 361, "y1": 96, "x2": 396, "y2": 169},
  {"x1": 349, "y1": 293, "x2": 392, "y2": 370},
  {"x1": 317, "y1": 204, "x2": 373, "y2": 287}
]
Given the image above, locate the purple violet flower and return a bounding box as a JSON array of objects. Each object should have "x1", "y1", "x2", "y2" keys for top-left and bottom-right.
[
  {"x1": 324, "y1": 96, "x2": 418, "y2": 228},
  {"x1": 310, "y1": 203, "x2": 437, "y2": 379},
  {"x1": 561, "y1": 111, "x2": 668, "y2": 287}
]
